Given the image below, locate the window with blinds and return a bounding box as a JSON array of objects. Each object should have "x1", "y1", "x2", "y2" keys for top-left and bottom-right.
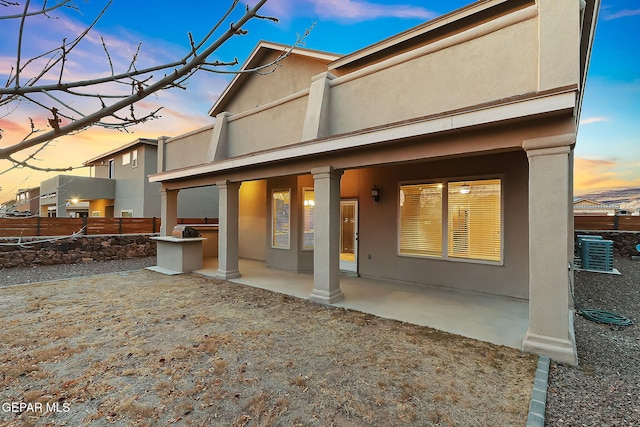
[
  {"x1": 448, "y1": 179, "x2": 501, "y2": 261},
  {"x1": 399, "y1": 183, "x2": 443, "y2": 257},
  {"x1": 302, "y1": 188, "x2": 315, "y2": 250},
  {"x1": 272, "y1": 190, "x2": 290, "y2": 249},
  {"x1": 399, "y1": 179, "x2": 502, "y2": 262}
]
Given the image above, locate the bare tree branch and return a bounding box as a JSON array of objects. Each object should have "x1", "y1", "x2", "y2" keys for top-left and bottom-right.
[
  {"x1": 0, "y1": 0, "x2": 312, "y2": 175},
  {"x1": 0, "y1": 0, "x2": 73, "y2": 20}
]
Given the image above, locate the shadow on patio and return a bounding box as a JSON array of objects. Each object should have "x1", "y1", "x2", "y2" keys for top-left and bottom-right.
[{"x1": 196, "y1": 258, "x2": 529, "y2": 350}]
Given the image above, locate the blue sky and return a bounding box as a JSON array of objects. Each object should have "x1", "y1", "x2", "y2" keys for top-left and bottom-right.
[{"x1": 1, "y1": 0, "x2": 639, "y2": 202}]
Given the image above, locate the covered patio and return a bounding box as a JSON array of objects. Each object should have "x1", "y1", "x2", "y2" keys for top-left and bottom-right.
[
  {"x1": 195, "y1": 258, "x2": 529, "y2": 350},
  {"x1": 149, "y1": 0, "x2": 602, "y2": 365}
]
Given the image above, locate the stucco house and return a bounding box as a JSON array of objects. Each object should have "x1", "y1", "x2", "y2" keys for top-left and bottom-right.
[
  {"x1": 40, "y1": 138, "x2": 219, "y2": 218},
  {"x1": 149, "y1": 0, "x2": 600, "y2": 364},
  {"x1": 573, "y1": 197, "x2": 618, "y2": 216},
  {"x1": 14, "y1": 187, "x2": 40, "y2": 215}
]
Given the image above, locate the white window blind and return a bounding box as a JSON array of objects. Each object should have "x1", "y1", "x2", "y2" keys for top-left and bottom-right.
[
  {"x1": 399, "y1": 183, "x2": 443, "y2": 257},
  {"x1": 448, "y1": 179, "x2": 501, "y2": 262}
]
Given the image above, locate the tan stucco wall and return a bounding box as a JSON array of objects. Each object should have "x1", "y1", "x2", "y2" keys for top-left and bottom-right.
[
  {"x1": 537, "y1": 0, "x2": 581, "y2": 91},
  {"x1": 164, "y1": 126, "x2": 214, "y2": 171},
  {"x1": 157, "y1": 9, "x2": 581, "y2": 177},
  {"x1": 350, "y1": 151, "x2": 529, "y2": 299},
  {"x1": 226, "y1": 96, "x2": 309, "y2": 158},
  {"x1": 238, "y1": 180, "x2": 267, "y2": 261},
  {"x1": 223, "y1": 52, "x2": 330, "y2": 114},
  {"x1": 330, "y1": 19, "x2": 538, "y2": 135}
]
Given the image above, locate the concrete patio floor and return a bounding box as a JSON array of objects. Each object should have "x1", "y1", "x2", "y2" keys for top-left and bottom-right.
[{"x1": 194, "y1": 258, "x2": 530, "y2": 350}]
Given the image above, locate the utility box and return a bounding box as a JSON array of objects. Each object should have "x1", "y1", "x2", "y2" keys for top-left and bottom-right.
[{"x1": 580, "y1": 239, "x2": 614, "y2": 272}]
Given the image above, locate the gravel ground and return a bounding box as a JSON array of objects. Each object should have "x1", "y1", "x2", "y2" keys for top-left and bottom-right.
[
  {"x1": 545, "y1": 256, "x2": 640, "y2": 426},
  {"x1": 2, "y1": 255, "x2": 638, "y2": 425},
  {"x1": 1, "y1": 257, "x2": 157, "y2": 288}
]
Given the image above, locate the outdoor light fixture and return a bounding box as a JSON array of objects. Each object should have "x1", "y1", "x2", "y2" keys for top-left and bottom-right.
[
  {"x1": 459, "y1": 183, "x2": 471, "y2": 194},
  {"x1": 371, "y1": 186, "x2": 380, "y2": 202},
  {"x1": 71, "y1": 198, "x2": 79, "y2": 204}
]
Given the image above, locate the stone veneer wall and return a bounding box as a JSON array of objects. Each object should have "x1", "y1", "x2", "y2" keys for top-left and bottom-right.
[
  {"x1": 575, "y1": 231, "x2": 640, "y2": 257},
  {"x1": 0, "y1": 235, "x2": 157, "y2": 269}
]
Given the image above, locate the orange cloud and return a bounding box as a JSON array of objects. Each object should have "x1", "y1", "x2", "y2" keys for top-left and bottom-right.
[{"x1": 574, "y1": 157, "x2": 640, "y2": 195}]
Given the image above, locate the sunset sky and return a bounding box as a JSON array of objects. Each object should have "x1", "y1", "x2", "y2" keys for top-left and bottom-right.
[{"x1": 1, "y1": 0, "x2": 639, "y2": 203}]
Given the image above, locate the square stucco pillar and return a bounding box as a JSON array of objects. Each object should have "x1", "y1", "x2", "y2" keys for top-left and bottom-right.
[
  {"x1": 301, "y1": 72, "x2": 335, "y2": 141},
  {"x1": 522, "y1": 134, "x2": 577, "y2": 366},
  {"x1": 216, "y1": 180, "x2": 241, "y2": 280},
  {"x1": 309, "y1": 167, "x2": 344, "y2": 304},
  {"x1": 160, "y1": 188, "x2": 178, "y2": 236}
]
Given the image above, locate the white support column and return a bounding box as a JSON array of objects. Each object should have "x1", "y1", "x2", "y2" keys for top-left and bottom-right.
[
  {"x1": 157, "y1": 136, "x2": 171, "y2": 173},
  {"x1": 309, "y1": 167, "x2": 344, "y2": 304},
  {"x1": 160, "y1": 188, "x2": 179, "y2": 236},
  {"x1": 301, "y1": 72, "x2": 335, "y2": 141},
  {"x1": 522, "y1": 134, "x2": 578, "y2": 366},
  {"x1": 216, "y1": 180, "x2": 241, "y2": 280}
]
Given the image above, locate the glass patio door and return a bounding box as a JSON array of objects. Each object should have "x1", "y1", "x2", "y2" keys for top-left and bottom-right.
[{"x1": 339, "y1": 200, "x2": 358, "y2": 274}]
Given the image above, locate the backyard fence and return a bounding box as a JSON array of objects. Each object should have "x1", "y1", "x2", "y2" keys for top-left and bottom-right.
[
  {"x1": 574, "y1": 215, "x2": 640, "y2": 231},
  {"x1": 0, "y1": 217, "x2": 219, "y2": 238}
]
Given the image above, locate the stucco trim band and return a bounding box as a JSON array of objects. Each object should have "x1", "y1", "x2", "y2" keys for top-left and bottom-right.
[
  {"x1": 522, "y1": 133, "x2": 575, "y2": 153},
  {"x1": 150, "y1": 90, "x2": 575, "y2": 184}
]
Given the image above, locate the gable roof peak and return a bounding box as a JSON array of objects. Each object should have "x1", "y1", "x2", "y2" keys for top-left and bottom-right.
[{"x1": 208, "y1": 41, "x2": 340, "y2": 117}]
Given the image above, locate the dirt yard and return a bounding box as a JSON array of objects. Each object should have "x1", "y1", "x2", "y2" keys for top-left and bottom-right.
[{"x1": 0, "y1": 269, "x2": 536, "y2": 426}]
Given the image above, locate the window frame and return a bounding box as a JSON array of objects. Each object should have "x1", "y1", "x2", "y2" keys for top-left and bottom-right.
[
  {"x1": 131, "y1": 149, "x2": 138, "y2": 168},
  {"x1": 108, "y1": 159, "x2": 115, "y2": 179},
  {"x1": 397, "y1": 175, "x2": 504, "y2": 265},
  {"x1": 122, "y1": 152, "x2": 131, "y2": 166},
  {"x1": 398, "y1": 181, "x2": 444, "y2": 259},
  {"x1": 271, "y1": 189, "x2": 291, "y2": 250}
]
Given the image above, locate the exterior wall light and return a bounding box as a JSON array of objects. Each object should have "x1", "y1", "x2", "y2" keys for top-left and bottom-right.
[
  {"x1": 460, "y1": 183, "x2": 471, "y2": 194},
  {"x1": 371, "y1": 186, "x2": 380, "y2": 202},
  {"x1": 71, "y1": 198, "x2": 79, "y2": 204}
]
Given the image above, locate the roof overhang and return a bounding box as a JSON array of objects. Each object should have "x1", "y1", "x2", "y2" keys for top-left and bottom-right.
[
  {"x1": 84, "y1": 138, "x2": 157, "y2": 166},
  {"x1": 576, "y1": 0, "x2": 601, "y2": 126}
]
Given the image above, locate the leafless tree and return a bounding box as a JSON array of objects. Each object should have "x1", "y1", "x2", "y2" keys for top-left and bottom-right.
[{"x1": 0, "y1": 0, "x2": 309, "y2": 174}]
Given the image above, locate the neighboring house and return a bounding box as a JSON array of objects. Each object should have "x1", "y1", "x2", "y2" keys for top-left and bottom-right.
[
  {"x1": 573, "y1": 197, "x2": 618, "y2": 216},
  {"x1": 15, "y1": 187, "x2": 40, "y2": 215},
  {"x1": 82, "y1": 138, "x2": 161, "y2": 218},
  {"x1": 150, "y1": 0, "x2": 600, "y2": 365},
  {"x1": 40, "y1": 175, "x2": 114, "y2": 217},
  {"x1": 41, "y1": 138, "x2": 218, "y2": 218}
]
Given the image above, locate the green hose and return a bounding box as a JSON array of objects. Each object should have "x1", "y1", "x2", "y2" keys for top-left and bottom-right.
[
  {"x1": 569, "y1": 265, "x2": 635, "y2": 326},
  {"x1": 577, "y1": 307, "x2": 634, "y2": 326}
]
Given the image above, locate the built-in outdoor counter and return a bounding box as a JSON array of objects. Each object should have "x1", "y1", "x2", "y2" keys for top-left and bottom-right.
[
  {"x1": 149, "y1": 236, "x2": 207, "y2": 275},
  {"x1": 186, "y1": 224, "x2": 218, "y2": 258}
]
